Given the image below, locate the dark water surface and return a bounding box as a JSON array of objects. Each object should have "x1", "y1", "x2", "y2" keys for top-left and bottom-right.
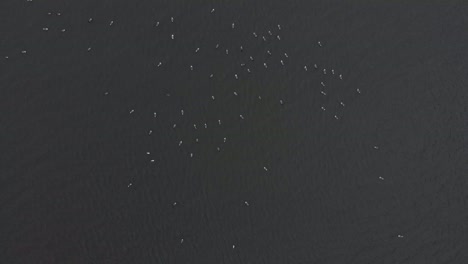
[{"x1": 2, "y1": 0, "x2": 468, "y2": 263}]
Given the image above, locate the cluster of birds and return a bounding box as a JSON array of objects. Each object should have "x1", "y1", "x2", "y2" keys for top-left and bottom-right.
[{"x1": 7, "y1": 4, "x2": 401, "y2": 251}]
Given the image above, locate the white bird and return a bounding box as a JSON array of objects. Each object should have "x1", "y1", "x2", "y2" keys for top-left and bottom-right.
[
  {"x1": 321, "y1": 106, "x2": 326, "y2": 111},
  {"x1": 129, "y1": 109, "x2": 135, "y2": 114},
  {"x1": 379, "y1": 176, "x2": 384, "y2": 180},
  {"x1": 190, "y1": 65, "x2": 193, "y2": 71},
  {"x1": 42, "y1": 28, "x2": 49, "y2": 31},
  {"x1": 218, "y1": 120, "x2": 221, "y2": 125},
  {"x1": 153, "y1": 112, "x2": 157, "y2": 118},
  {"x1": 262, "y1": 36, "x2": 267, "y2": 41},
  {"x1": 247, "y1": 69, "x2": 251, "y2": 73},
  {"x1": 277, "y1": 24, "x2": 281, "y2": 30},
  {"x1": 171, "y1": 17, "x2": 174, "y2": 22},
  {"x1": 239, "y1": 114, "x2": 244, "y2": 120},
  {"x1": 226, "y1": 49, "x2": 229, "y2": 55},
  {"x1": 284, "y1": 53, "x2": 288, "y2": 58},
  {"x1": 304, "y1": 66, "x2": 308, "y2": 71},
  {"x1": 148, "y1": 130, "x2": 153, "y2": 135},
  {"x1": 211, "y1": 95, "x2": 215, "y2": 100},
  {"x1": 232, "y1": 22, "x2": 235, "y2": 29},
  {"x1": 244, "y1": 201, "x2": 249, "y2": 206},
  {"x1": 211, "y1": 8, "x2": 215, "y2": 13},
  {"x1": 234, "y1": 91, "x2": 238, "y2": 96},
  {"x1": 263, "y1": 166, "x2": 268, "y2": 171},
  {"x1": 323, "y1": 69, "x2": 327, "y2": 74},
  {"x1": 263, "y1": 63, "x2": 268, "y2": 68},
  {"x1": 268, "y1": 30, "x2": 272, "y2": 35},
  {"x1": 356, "y1": 88, "x2": 361, "y2": 94},
  {"x1": 339, "y1": 74, "x2": 343, "y2": 80},
  {"x1": 109, "y1": 20, "x2": 114, "y2": 26},
  {"x1": 128, "y1": 183, "x2": 132, "y2": 187},
  {"x1": 171, "y1": 34, "x2": 174, "y2": 39},
  {"x1": 179, "y1": 140, "x2": 184, "y2": 147},
  {"x1": 280, "y1": 60, "x2": 284, "y2": 65},
  {"x1": 234, "y1": 74, "x2": 238, "y2": 79},
  {"x1": 277, "y1": 35, "x2": 281, "y2": 40},
  {"x1": 223, "y1": 137, "x2": 227, "y2": 142},
  {"x1": 253, "y1": 32, "x2": 257, "y2": 37},
  {"x1": 321, "y1": 91, "x2": 327, "y2": 96},
  {"x1": 321, "y1": 82, "x2": 325, "y2": 87},
  {"x1": 155, "y1": 21, "x2": 159, "y2": 27},
  {"x1": 157, "y1": 61, "x2": 162, "y2": 67},
  {"x1": 318, "y1": 41, "x2": 322, "y2": 47},
  {"x1": 195, "y1": 48, "x2": 200, "y2": 53},
  {"x1": 331, "y1": 69, "x2": 335, "y2": 75}
]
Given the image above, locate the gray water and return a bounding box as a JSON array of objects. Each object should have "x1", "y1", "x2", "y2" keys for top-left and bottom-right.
[{"x1": 2, "y1": 0, "x2": 468, "y2": 263}]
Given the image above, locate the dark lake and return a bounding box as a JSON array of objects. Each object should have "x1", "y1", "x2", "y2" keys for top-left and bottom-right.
[{"x1": 2, "y1": 0, "x2": 467, "y2": 263}]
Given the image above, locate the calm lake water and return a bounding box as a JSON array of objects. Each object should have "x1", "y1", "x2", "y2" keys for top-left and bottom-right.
[{"x1": 2, "y1": 0, "x2": 467, "y2": 263}]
